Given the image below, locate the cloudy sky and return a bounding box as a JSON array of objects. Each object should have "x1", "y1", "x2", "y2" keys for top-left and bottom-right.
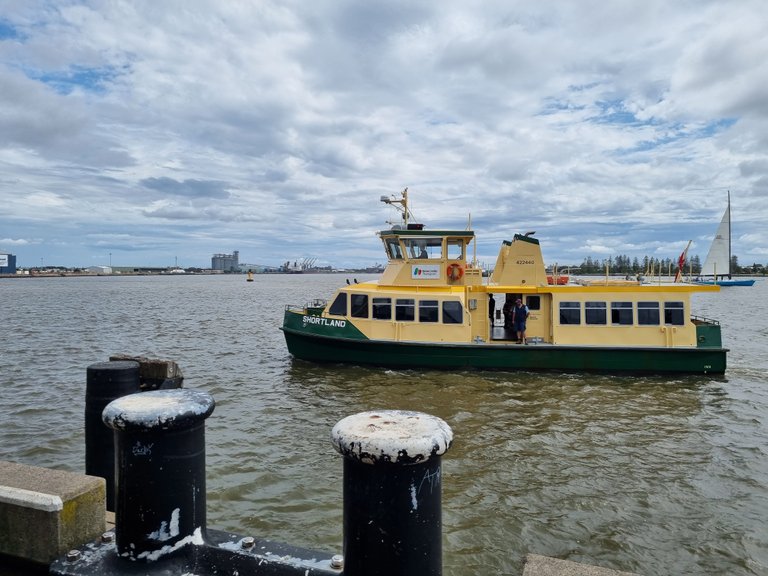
[{"x1": 1, "y1": 1, "x2": 767, "y2": 270}]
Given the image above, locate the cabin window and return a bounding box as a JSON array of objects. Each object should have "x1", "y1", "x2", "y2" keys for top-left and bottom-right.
[
  {"x1": 328, "y1": 293, "x2": 347, "y2": 316},
  {"x1": 611, "y1": 302, "x2": 633, "y2": 325},
  {"x1": 350, "y1": 294, "x2": 369, "y2": 318},
  {"x1": 385, "y1": 238, "x2": 403, "y2": 260},
  {"x1": 664, "y1": 302, "x2": 685, "y2": 325},
  {"x1": 526, "y1": 295, "x2": 541, "y2": 310},
  {"x1": 402, "y1": 237, "x2": 442, "y2": 259},
  {"x1": 443, "y1": 301, "x2": 463, "y2": 324},
  {"x1": 559, "y1": 302, "x2": 581, "y2": 324},
  {"x1": 447, "y1": 238, "x2": 464, "y2": 260},
  {"x1": 638, "y1": 302, "x2": 660, "y2": 325},
  {"x1": 396, "y1": 298, "x2": 415, "y2": 321},
  {"x1": 419, "y1": 300, "x2": 439, "y2": 323},
  {"x1": 585, "y1": 301, "x2": 607, "y2": 325},
  {"x1": 372, "y1": 298, "x2": 392, "y2": 320}
]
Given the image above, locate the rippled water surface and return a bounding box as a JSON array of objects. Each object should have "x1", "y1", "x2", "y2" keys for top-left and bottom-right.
[{"x1": 1, "y1": 274, "x2": 767, "y2": 575}]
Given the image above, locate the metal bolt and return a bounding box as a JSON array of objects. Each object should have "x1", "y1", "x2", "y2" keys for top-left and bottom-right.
[
  {"x1": 101, "y1": 531, "x2": 115, "y2": 543},
  {"x1": 330, "y1": 554, "x2": 344, "y2": 569},
  {"x1": 241, "y1": 536, "x2": 255, "y2": 549},
  {"x1": 66, "y1": 550, "x2": 81, "y2": 562}
]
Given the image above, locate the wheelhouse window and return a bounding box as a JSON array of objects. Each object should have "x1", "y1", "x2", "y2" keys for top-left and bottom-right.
[
  {"x1": 442, "y1": 301, "x2": 463, "y2": 324},
  {"x1": 350, "y1": 294, "x2": 368, "y2": 318},
  {"x1": 559, "y1": 302, "x2": 581, "y2": 325},
  {"x1": 384, "y1": 238, "x2": 403, "y2": 260},
  {"x1": 638, "y1": 302, "x2": 660, "y2": 325},
  {"x1": 664, "y1": 301, "x2": 685, "y2": 325},
  {"x1": 526, "y1": 295, "x2": 541, "y2": 311},
  {"x1": 402, "y1": 237, "x2": 442, "y2": 259},
  {"x1": 585, "y1": 301, "x2": 607, "y2": 325},
  {"x1": 395, "y1": 298, "x2": 415, "y2": 321},
  {"x1": 372, "y1": 297, "x2": 392, "y2": 320},
  {"x1": 419, "y1": 300, "x2": 439, "y2": 322},
  {"x1": 328, "y1": 293, "x2": 347, "y2": 316},
  {"x1": 611, "y1": 302, "x2": 633, "y2": 325},
  {"x1": 447, "y1": 238, "x2": 464, "y2": 260}
]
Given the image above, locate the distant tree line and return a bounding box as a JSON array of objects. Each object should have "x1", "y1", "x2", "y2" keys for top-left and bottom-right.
[{"x1": 570, "y1": 254, "x2": 766, "y2": 276}]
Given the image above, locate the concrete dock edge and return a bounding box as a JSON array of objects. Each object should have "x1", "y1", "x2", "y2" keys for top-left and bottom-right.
[
  {"x1": 0, "y1": 461, "x2": 106, "y2": 566},
  {"x1": 523, "y1": 553, "x2": 640, "y2": 575}
]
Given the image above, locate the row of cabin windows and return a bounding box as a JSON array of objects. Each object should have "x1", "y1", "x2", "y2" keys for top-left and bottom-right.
[
  {"x1": 559, "y1": 301, "x2": 685, "y2": 326},
  {"x1": 329, "y1": 293, "x2": 463, "y2": 324}
]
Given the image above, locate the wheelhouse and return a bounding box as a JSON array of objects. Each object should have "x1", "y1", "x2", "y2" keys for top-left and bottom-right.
[{"x1": 377, "y1": 228, "x2": 480, "y2": 287}]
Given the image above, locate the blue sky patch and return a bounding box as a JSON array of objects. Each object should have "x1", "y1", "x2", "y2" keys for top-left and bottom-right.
[
  {"x1": 32, "y1": 65, "x2": 122, "y2": 95},
  {"x1": 614, "y1": 118, "x2": 736, "y2": 156},
  {"x1": 0, "y1": 20, "x2": 20, "y2": 40},
  {"x1": 591, "y1": 99, "x2": 642, "y2": 125}
]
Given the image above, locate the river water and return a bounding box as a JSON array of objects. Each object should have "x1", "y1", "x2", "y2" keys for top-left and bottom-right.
[{"x1": 1, "y1": 274, "x2": 767, "y2": 575}]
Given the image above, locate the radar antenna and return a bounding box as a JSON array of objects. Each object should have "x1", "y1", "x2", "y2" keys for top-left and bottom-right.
[{"x1": 380, "y1": 187, "x2": 417, "y2": 227}]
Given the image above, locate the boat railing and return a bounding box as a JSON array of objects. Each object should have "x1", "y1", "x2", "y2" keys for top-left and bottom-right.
[
  {"x1": 691, "y1": 314, "x2": 720, "y2": 326},
  {"x1": 285, "y1": 299, "x2": 327, "y2": 313}
]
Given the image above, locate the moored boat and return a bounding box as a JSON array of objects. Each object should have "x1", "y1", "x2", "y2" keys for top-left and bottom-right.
[
  {"x1": 693, "y1": 278, "x2": 754, "y2": 287},
  {"x1": 694, "y1": 192, "x2": 755, "y2": 287},
  {"x1": 281, "y1": 190, "x2": 727, "y2": 374}
]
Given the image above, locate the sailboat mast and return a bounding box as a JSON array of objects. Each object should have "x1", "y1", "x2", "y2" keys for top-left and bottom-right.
[{"x1": 727, "y1": 190, "x2": 731, "y2": 278}]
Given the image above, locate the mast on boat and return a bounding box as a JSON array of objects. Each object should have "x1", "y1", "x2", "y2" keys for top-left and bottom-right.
[
  {"x1": 380, "y1": 187, "x2": 416, "y2": 228},
  {"x1": 727, "y1": 190, "x2": 731, "y2": 278},
  {"x1": 700, "y1": 191, "x2": 732, "y2": 281}
]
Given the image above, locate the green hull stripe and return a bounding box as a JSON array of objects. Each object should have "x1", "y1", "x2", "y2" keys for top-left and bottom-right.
[{"x1": 281, "y1": 311, "x2": 726, "y2": 374}]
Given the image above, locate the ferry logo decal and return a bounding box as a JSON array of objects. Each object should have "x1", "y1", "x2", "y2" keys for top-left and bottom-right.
[{"x1": 411, "y1": 264, "x2": 440, "y2": 279}]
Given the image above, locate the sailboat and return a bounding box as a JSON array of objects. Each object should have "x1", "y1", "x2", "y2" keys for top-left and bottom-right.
[{"x1": 695, "y1": 192, "x2": 755, "y2": 286}]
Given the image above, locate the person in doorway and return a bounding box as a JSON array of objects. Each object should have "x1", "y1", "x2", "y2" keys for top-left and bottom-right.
[
  {"x1": 502, "y1": 294, "x2": 514, "y2": 331},
  {"x1": 488, "y1": 294, "x2": 496, "y2": 338},
  {"x1": 489, "y1": 294, "x2": 496, "y2": 323},
  {"x1": 512, "y1": 298, "x2": 529, "y2": 344}
]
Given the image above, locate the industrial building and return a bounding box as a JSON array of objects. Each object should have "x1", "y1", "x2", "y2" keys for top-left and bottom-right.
[
  {"x1": 0, "y1": 252, "x2": 17, "y2": 275},
  {"x1": 211, "y1": 251, "x2": 239, "y2": 272}
]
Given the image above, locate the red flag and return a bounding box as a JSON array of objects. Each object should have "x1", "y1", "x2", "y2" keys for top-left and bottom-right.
[{"x1": 674, "y1": 240, "x2": 692, "y2": 283}]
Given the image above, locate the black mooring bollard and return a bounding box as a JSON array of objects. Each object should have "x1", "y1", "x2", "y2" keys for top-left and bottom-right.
[
  {"x1": 331, "y1": 410, "x2": 453, "y2": 576},
  {"x1": 85, "y1": 360, "x2": 141, "y2": 511},
  {"x1": 102, "y1": 388, "x2": 215, "y2": 561}
]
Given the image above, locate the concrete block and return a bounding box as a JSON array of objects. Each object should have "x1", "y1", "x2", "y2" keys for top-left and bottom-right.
[
  {"x1": 0, "y1": 461, "x2": 106, "y2": 565},
  {"x1": 523, "y1": 553, "x2": 640, "y2": 576},
  {"x1": 109, "y1": 354, "x2": 184, "y2": 389}
]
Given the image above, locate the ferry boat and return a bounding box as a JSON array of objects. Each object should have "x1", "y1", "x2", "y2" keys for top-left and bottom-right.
[{"x1": 281, "y1": 190, "x2": 727, "y2": 374}]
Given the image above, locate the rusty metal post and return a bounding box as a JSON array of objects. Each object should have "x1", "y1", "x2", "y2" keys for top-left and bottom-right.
[
  {"x1": 331, "y1": 410, "x2": 453, "y2": 576},
  {"x1": 102, "y1": 388, "x2": 215, "y2": 561}
]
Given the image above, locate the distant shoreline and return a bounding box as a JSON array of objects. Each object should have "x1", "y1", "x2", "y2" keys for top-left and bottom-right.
[
  {"x1": 3, "y1": 271, "x2": 762, "y2": 280},
  {"x1": 0, "y1": 269, "x2": 382, "y2": 279},
  {"x1": 0, "y1": 271, "x2": 220, "y2": 279}
]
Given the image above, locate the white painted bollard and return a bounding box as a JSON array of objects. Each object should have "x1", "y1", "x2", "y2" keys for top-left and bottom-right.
[{"x1": 331, "y1": 410, "x2": 453, "y2": 576}]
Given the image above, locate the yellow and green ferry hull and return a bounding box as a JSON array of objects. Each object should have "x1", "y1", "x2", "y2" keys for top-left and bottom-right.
[{"x1": 281, "y1": 310, "x2": 727, "y2": 375}]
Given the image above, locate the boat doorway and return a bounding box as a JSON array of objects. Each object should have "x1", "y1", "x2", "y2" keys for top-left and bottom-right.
[
  {"x1": 489, "y1": 293, "x2": 547, "y2": 343},
  {"x1": 489, "y1": 292, "x2": 523, "y2": 342}
]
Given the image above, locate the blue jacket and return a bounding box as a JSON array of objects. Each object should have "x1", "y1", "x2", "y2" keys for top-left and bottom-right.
[{"x1": 512, "y1": 304, "x2": 528, "y2": 322}]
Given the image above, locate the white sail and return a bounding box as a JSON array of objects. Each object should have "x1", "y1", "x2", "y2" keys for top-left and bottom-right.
[{"x1": 700, "y1": 200, "x2": 730, "y2": 278}]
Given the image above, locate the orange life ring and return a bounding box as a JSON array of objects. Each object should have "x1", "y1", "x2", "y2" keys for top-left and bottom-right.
[{"x1": 447, "y1": 263, "x2": 464, "y2": 281}]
